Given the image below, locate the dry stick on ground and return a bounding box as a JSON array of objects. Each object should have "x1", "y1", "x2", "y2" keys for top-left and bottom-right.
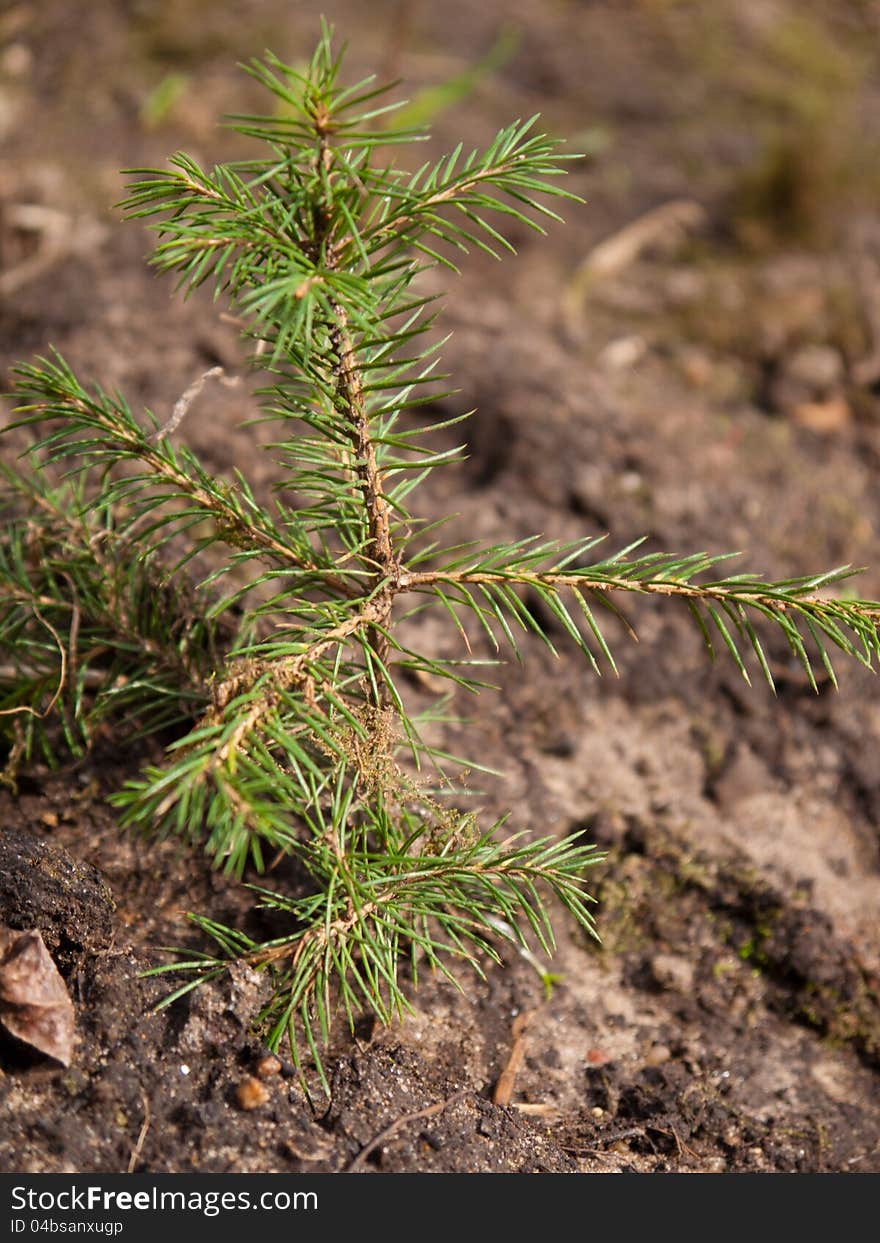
[
  {"x1": 126, "y1": 1090, "x2": 151, "y2": 1175},
  {"x1": 149, "y1": 366, "x2": 241, "y2": 442},
  {"x1": 345, "y1": 1090, "x2": 469, "y2": 1172},
  {"x1": 492, "y1": 1009, "x2": 535, "y2": 1108}
]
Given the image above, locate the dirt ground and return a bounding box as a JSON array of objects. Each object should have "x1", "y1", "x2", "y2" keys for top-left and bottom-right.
[{"x1": 1, "y1": 0, "x2": 880, "y2": 1173}]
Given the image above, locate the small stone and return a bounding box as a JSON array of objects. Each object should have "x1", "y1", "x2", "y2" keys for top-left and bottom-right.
[
  {"x1": 599, "y1": 334, "x2": 647, "y2": 371},
  {"x1": 619, "y1": 470, "x2": 643, "y2": 494},
  {"x1": 644, "y1": 1043, "x2": 671, "y2": 1067},
  {"x1": 40, "y1": 811, "x2": 59, "y2": 828},
  {"x1": 477, "y1": 1114, "x2": 497, "y2": 1139},
  {"x1": 771, "y1": 344, "x2": 847, "y2": 414},
  {"x1": 0, "y1": 42, "x2": 32, "y2": 79},
  {"x1": 254, "y1": 1054, "x2": 282, "y2": 1080},
  {"x1": 236, "y1": 1075, "x2": 270, "y2": 1111},
  {"x1": 783, "y1": 344, "x2": 844, "y2": 394},
  {"x1": 591, "y1": 1106, "x2": 605, "y2": 1119}
]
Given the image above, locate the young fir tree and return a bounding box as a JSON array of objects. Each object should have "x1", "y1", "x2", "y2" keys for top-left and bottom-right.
[{"x1": 3, "y1": 28, "x2": 880, "y2": 1085}]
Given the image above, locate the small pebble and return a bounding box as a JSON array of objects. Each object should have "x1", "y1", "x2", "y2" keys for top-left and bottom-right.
[
  {"x1": 599, "y1": 334, "x2": 647, "y2": 372},
  {"x1": 782, "y1": 343, "x2": 844, "y2": 394},
  {"x1": 591, "y1": 1106, "x2": 605, "y2": 1119},
  {"x1": 236, "y1": 1075, "x2": 270, "y2": 1111},
  {"x1": 255, "y1": 1054, "x2": 282, "y2": 1080},
  {"x1": 1, "y1": 43, "x2": 32, "y2": 78},
  {"x1": 619, "y1": 470, "x2": 643, "y2": 494},
  {"x1": 40, "y1": 811, "x2": 59, "y2": 828},
  {"x1": 645, "y1": 1044, "x2": 671, "y2": 1067}
]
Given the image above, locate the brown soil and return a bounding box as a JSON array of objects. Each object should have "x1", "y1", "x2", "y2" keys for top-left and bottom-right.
[{"x1": 1, "y1": 0, "x2": 880, "y2": 1174}]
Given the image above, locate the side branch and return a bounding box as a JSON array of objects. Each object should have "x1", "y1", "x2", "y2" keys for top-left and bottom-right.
[
  {"x1": 16, "y1": 386, "x2": 358, "y2": 595},
  {"x1": 397, "y1": 568, "x2": 880, "y2": 621},
  {"x1": 395, "y1": 563, "x2": 880, "y2": 688},
  {"x1": 139, "y1": 606, "x2": 385, "y2": 826}
]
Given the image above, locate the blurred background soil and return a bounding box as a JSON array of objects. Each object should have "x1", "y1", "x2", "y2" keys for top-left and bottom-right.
[{"x1": 1, "y1": 0, "x2": 880, "y2": 1173}]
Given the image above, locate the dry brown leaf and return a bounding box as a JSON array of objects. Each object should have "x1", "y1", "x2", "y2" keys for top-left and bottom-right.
[{"x1": 0, "y1": 926, "x2": 75, "y2": 1066}]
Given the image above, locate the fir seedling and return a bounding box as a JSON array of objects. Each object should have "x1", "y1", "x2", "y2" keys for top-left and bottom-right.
[{"x1": 3, "y1": 27, "x2": 880, "y2": 1086}]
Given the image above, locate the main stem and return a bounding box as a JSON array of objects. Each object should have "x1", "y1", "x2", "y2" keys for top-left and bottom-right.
[
  {"x1": 313, "y1": 122, "x2": 397, "y2": 704},
  {"x1": 331, "y1": 309, "x2": 397, "y2": 697}
]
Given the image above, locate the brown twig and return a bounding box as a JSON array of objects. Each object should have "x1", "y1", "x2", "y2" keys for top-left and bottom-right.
[
  {"x1": 64, "y1": 577, "x2": 80, "y2": 706},
  {"x1": 150, "y1": 366, "x2": 241, "y2": 442},
  {"x1": 127, "y1": 1090, "x2": 151, "y2": 1174},
  {"x1": 492, "y1": 1009, "x2": 534, "y2": 1107},
  {"x1": 345, "y1": 1089, "x2": 468, "y2": 1172}
]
